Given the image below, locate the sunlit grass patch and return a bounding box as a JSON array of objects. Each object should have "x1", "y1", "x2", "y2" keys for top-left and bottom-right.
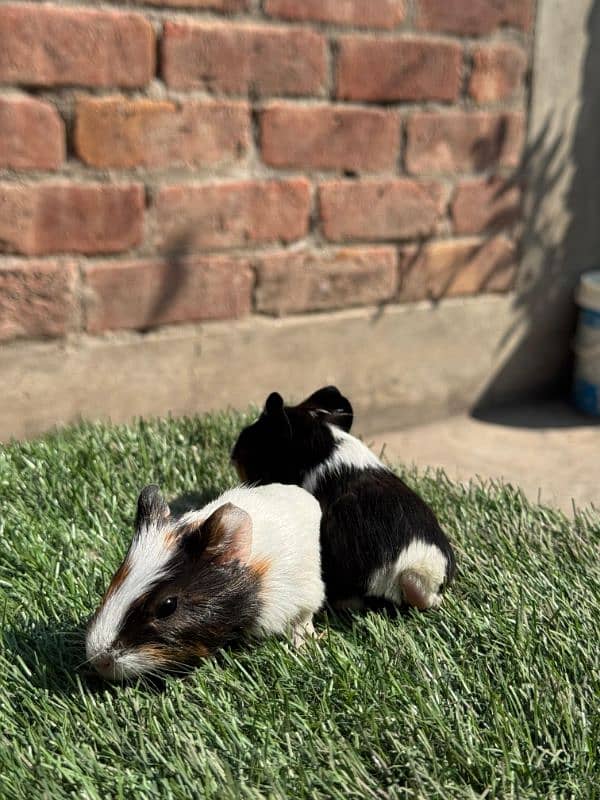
[{"x1": 1, "y1": 411, "x2": 598, "y2": 799}]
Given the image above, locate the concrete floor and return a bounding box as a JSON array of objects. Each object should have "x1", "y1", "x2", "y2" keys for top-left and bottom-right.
[{"x1": 369, "y1": 403, "x2": 600, "y2": 515}]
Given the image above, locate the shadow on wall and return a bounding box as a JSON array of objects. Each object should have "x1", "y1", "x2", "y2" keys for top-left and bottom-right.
[
  {"x1": 473, "y1": 0, "x2": 600, "y2": 415},
  {"x1": 400, "y1": 115, "x2": 521, "y2": 304},
  {"x1": 143, "y1": 232, "x2": 191, "y2": 332},
  {"x1": 102, "y1": 2, "x2": 600, "y2": 430}
]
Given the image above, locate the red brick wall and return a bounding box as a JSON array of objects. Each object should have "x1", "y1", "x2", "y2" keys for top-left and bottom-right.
[{"x1": 0, "y1": 1, "x2": 533, "y2": 341}]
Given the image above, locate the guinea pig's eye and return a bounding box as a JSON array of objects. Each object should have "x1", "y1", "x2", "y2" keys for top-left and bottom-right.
[{"x1": 155, "y1": 597, "x2": 178, "y2": 619}]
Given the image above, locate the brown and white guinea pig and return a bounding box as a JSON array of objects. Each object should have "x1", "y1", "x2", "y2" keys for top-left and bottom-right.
[
  {"x1": 86, "y1": 483, "x2": 324, "y2": 681},
  {"x1": 231, "y1": 386, "x2": 456, "y2": 612}
]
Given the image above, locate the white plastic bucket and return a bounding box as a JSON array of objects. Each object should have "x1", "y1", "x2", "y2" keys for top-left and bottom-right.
[{"x1": 573, "y1": 270, "x2": 600, "y2": 415}]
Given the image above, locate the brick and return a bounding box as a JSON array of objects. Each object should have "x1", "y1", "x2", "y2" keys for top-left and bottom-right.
[
  {"x1": 416, "y1": 0, "x2": 533, "y2": 35},
  {"x1": 469, "y1": 43, "x2": 528, "y2": 103},
  {"x1": 0, "y1": 96, "x2": 65, "y2": 170},
  {"x1": 0, "y1": 183, "x2": 144, "y2": 256},
  {"x1": 0, "y1": 5, "x2": 154, "y2": 88},
  {"x1": 255, "y1": 247, "x2": 397, "y2": 315},
  {"x1": 75, "y1": 97, "x2": 250, "y2": 169},
  {"x1": 406, "y1": 111, "x2": 525, "y2": 174},
  {"x1": 260, "y1": 104, "x2": 399, "y2": 172},
  {"x1": 136, "y1": 0, "x2": 247, "y2": 7},
  {"x1": 162, "y1": 21, "x2": 326, "y2": 96},
  {"x1": 336, "y1": 36, "x2": 462, "y2": 102},
  {"x1": 452, "y1": 177, "x2": 521, "y2": 235},
  {"x1": 0, "y1": 259, "x2": 77, "y2": 340},
  {"x1": 398, "y1": 236, "x2": 517, "y2": 300},
  {"x1": 319, "y1": 179, "x2": 446, "y2": 242},
  {"x1": 155, "y1": 179, "x2": 310, "y2": 251},
  {"x1": 84, "y1": 256, "x2": 253, "y2": 333},
  {"x1": 265, "y1": 0, "x2": 405, "y2": 29}
]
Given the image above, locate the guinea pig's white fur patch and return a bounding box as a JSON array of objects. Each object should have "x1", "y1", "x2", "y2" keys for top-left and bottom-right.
[
  {"x1": 368, "y1": 539, "x2": 448, "y2": 609},
  {"x1": 191, "y1": 484, "x2": 324, "y2": 638},
  {"x1": 303, "y1": 425, "x2": 381, "y2": 493},
  {"x1": 86, "y1": 518, "x2": 176, "y2": 663}
]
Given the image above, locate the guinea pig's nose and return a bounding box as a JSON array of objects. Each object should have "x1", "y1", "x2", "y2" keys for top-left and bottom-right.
[{"x1": 92, "y1": 652, "x2": 115, "y2": 676}]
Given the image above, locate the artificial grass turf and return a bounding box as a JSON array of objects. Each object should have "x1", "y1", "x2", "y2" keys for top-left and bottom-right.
[{"x1": 0, "y1": 411, "x2": 598, "y2": 800}]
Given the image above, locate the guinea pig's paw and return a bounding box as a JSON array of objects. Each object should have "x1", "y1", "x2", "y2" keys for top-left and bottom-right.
[
  {"x1": 400, "y1": 570, "x2": 444, "y2": 611},
  {"x1": 291, "y1": 614, "x2": 317, "y2": 649}
]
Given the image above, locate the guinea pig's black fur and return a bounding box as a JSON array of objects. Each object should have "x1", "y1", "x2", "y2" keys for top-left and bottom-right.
[{"x1": 232, "y1": 386, "x2": 456, "y2": 608}]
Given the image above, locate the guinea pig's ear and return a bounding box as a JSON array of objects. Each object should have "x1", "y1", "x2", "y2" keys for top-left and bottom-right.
[
  {"x1": 135, "y1": 484, "x2": 171, "y2": 529},
  {"x1": 262, "y1": 392, "x2": 292, "y2": 439},
  {"x1": 299, "y1": 385, "x2": 354, "y2": 432},
  {"x1": 201, "y1": 502, "x2": 253, "y2": 564},
  {"x1": 264, "y1": 391, "x2": 284, "y2": 415}
]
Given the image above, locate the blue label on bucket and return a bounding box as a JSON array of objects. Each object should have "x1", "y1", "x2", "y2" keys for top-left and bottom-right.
[
  {"x1": 581, "y1": 308, "x2": 600, "y2": 328},
  {"x1": 573, "y1": 377, "x2": 600, "y2": 415}
]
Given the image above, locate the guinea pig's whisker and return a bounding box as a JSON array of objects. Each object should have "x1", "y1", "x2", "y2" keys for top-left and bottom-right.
[
  {"x1": 75, "y1": 655, "x2": 97, "y2": 670},
  {"x1": 163, "y1": 664, "x2": 190, "y2": 675},
  {"x1": 48, "y1": 629, "x2": 84, "y2": 636},
  {"x1": 139, "y1": 670, "x2": 161, "y2": 682},
  {"x1": 150, "y1": 658, "x2": 187, "y2": 673}
]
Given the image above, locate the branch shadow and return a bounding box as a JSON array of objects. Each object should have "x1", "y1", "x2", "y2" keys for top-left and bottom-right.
[
  {"x1": 137, "y1": 233, "x2": 192, "y2": 333},
  {"x1": 472, "y1": 0, "x2": 600, "y2": 417},
  {"x1": 393, "y1": 114, "x2": 525, "y2": 309}
]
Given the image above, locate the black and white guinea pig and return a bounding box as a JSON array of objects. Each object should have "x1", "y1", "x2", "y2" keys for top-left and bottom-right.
[
  {"x1": 232, "y1": 386, "x2": 456, "y2": 611},
  {"x1": 86, "y1": 483, "x2": 324, "y2": 681}
]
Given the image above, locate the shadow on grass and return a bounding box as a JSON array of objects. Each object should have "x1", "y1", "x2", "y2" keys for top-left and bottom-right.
[
  {"x1": 168, "y1": 487, "x2": 223, "y2": 516},
  {"x1": 317, "y1": 598, "x2": 410, "y2": 634},
  {"x1": 2, "y1": 614, "x2": 290, "y2": 698},
  {"x1": 1, "y1": 618, "x2": 171, "y2": 697},
  {"x1": 2, "y1": 598, "x2": 416, "y2": 700}
]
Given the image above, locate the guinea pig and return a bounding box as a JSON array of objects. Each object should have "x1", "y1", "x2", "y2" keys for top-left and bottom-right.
[
  {"x1": 86, "y1": 483, "x2": 324, "y2": 681},
  {"x1": 232, "y1": 386, "x2": 456, "y2": 611}
]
